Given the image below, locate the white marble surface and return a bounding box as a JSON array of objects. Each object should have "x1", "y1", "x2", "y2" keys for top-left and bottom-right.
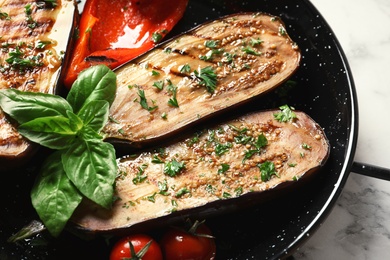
[{"x1": 292, "y1": 0, "x2": 390, "y2": 259}]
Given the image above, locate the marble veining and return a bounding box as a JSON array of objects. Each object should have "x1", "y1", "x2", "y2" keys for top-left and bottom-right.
[{"x1": 292, "y1": 0, "x2": 390, "y2": 259}]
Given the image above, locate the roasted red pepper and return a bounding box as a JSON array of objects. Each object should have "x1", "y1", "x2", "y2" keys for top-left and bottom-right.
[{"x1": 64, "y1": 0, "x2": 189, "y2": 88}]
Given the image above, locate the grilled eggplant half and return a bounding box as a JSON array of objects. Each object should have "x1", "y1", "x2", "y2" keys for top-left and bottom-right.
[
  {"x1": 104, "y1": 12, "x2": 301, "y2": 148},
  {"x1": 72, "y1": 109, "x2": 329, "y2": 234},
  {"x1": 0, "y1": 0, "x2": 77, "y2": 170}
]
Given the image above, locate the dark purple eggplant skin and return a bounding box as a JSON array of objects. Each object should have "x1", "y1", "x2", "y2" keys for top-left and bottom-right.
[
  {"x1": 103, "y1": 12, "x2": 301, "y2": 151},
  {"x1": 71, "y1": 109, "x2": 329, "y2": 236}
]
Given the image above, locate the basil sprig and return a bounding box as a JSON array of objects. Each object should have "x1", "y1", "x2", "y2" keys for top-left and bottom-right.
[{"x1": 0, "y1": 65, "x2": 117, "y2": 237}]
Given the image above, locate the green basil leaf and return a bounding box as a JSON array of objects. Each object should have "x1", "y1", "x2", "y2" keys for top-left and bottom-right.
[
  {"x1": 0, "y1": 89, "x2": 72, "y2": 124},
  {"x1": 66, "y1": 110, "x2": 84, "y2": 132},
  {"x1": 79, "y1": 125, "x2": 103, "y2": 141},
  {"x1": 67, "y1": 65, "x2": 116, "y2": 113},
  {"x1": 62, "y1": 139, "x2": 117, "y2": 209},
  {"x1": 77, "y1": 100, "x2": 109, "y2": 132},
  {"x1": 18, "y1": 116, "x2": 77, "y2": 149},
  {"x1": 31, "y1": 151, "x2": 83, "y2": 237}
]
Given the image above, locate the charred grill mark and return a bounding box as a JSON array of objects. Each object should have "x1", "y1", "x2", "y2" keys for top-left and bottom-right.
[
  {"x1": 36, "y1": 0, "x2": 61, "y2": 10},
  {"x1": 0, "y1": 2, "x2": 58, "y2": 41},
  {"x1": 85, "y1": 55, "x2": 118, "y2": 63}
]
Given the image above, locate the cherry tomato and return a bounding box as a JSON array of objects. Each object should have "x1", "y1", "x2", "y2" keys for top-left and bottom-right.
[
  {"x1": 160, "y1": 220, "x2": 216, "y2": 260},
  {"x1": 110, "y1": 234, "x2": 162, "y2": 260}
]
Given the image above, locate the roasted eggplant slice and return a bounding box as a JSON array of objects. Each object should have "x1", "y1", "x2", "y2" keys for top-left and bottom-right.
[
  {"x1": 72, "y1": 109, "x2": 329, "y2": 233},
  {"x1": 0, "y1": 0, "x2": 77, "y2": 170},
  {"x1": 104, "y1": 12, "x2": 301, "y2": 147}
]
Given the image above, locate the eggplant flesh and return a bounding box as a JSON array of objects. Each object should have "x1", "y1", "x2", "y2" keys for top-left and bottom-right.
[
  {"x1": 104, "y1": 12, "x2": 301, "y2": 147},
  {"x1": 0, "y1": 0, "x2": 77, "y2": 170},
  {"x1": 72, "y1": 110, "x2": 329, "y2": 233}
]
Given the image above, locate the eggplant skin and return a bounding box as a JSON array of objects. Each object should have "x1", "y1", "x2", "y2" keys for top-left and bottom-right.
[
  {"x1": 71, "y1": 109, "x2": 329, "y2": 234},
  {"x1": 0, "y1": 0, "x2": 77, "y2": 170},
  {"x1": 104, "y1": 12, "x2": 301, "y2": 148}
]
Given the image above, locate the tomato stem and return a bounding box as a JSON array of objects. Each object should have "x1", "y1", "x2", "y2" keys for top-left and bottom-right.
[
  {"x1": 187, "y1": 219, "x2": 215, "y2": 239},
  {"x1": 126, "y1": 240, "x2": 153, "y2": 260}
]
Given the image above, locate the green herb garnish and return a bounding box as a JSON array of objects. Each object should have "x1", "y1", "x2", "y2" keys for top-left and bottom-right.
[
  {"x1": 158, "y1": 179, "x2": 170, "y2": 196},
  {"x1": 167, "y1": 80, "x2": 179, "y2": 107},
  {"x1": 6, "y1": 46, "x2": 43, "y2": 70},
  {"x1": 151, "y1": 70, "x2": 160, "y2": 76},
  {"x1": 152, "y1": 32, "x2": 163, "y2": 43},
  {"x1": 273, "y1": 104, "x2": 297, "y2": 122},
  {"x1": 164, "y1": 159, "x2": 185, "y2": 177},
  {"x1": 242, "y1": 46, "x2": 261, "y2": 56},
  {"x1": 258, "y1": 161, "x2": 279, "y2": 182},
  {"x1": 132, "y1": 164, "x2": 148, "y2": 184},
  {"x1": 175, "y1": 187, "x2": 190, "y2": 198},
  {"x1": 36, "y1": 40, "x2": 52, "y2": 49},
  {"x1": 137, "y1": 89, "x2": 158, "y2": 112},
  {"x1": 204, "y1": 40, "x2": 219, "y2": 48},
  {"x1": 0, "y1": 65, "x2": 117, "y2": 237},
  {"x1": 179, "y1": 64, "x2": 191, "y2": 73},
  {"x1": 193, "y1": 66, "x2": 217, "y2": 93},
  {"x1": 25, "y1": 4, "x2": 38, "y2": 29},
  {"x1": 215, "y1": 142, "x2": 232, "y2": 156},
  {"x1": 0, "y1": 9, "x2": 10, "y2": 20},
  {"x1": 153, "y1": 80, "x2": 164, "y2": 90},
  {"x1": 218, "y1": 163, "x2": 230, "y2": 174},
  {"x1": 302, "y1": 143, "x2": 312, "y2": 150},
  {"x1": 250, "y1": 37, "x2": 263, "y2": 46}
]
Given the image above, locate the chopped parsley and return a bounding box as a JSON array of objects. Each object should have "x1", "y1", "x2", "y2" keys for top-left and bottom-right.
[
  {"x1": 187, "y1": 132, "x2": 201, "y2": 146},
  {"x1": 36, "y1": 40, "x2": 52, "y2": 49},
  {"x1": 151, "y1": 70, "x2": 160, "y2": 76},
  {"x1": 175, "y1": 187, "x2": 190, "y2": 198},
  {"x1": 250, "y1": 37, "x2": 263, "y2": 46},
  {"x1": 222, "y1": 52, "x2": 235, "y2": 64},
  {"x1": 279, "y1": 26, "x2": 287, "y2": 36},
  {"x1": 200, "y1": 48, "x2": 224, "y2": 61},
  {"x1": 205, "y1": 184, "x2": 216, "y2": 194},
  {"x1": 25, "y1": 4, "x2": 38, "y2": 29},
  {"x1": 241, "y1": 134, "x2": 268, "y2": 162},
  {"x1": 5, "y1": 46, "x2": 43, "y2": 70},
  {"x1": 204, "y1": 40, "x2": 219, "y2": 48},
  {"x1": 0, "y1": 10, "x2": 10, "y2": 20},
  {"x1": 215, "y1": 142, "x2": 232, "y2": 156},
  {"x1": 193, "y1": 66, "x2": 217, "y2": 93},
  {"x1": 109, "y1": 116, "x2": 120, "y2": 124},
  {"x1": 161, "y1": 112, "x2": 167, "y2": 119},
  {"x1": 132, "y1": 164, "x2": 148, "y2": 184},
  {"x1": 164, "y1": 159, "x2": 185, "y2": 177},
  {"x1": 254, "y1": 134, "x2": 268, "y2": 149},
  {"x1": 151, "y1": 154, "x2": 164, "y2": 164},
  {"x1": 163, "y1": 47, "x2": 172, "y2": 54},
  {"x1": 158, "y1": 179, "x2": 170, "y2": 196},
  {"x1": 258, "y1": 161, "x2": 279, "y2": 182},
  {"x1": 242, "y1": 46, "x2": 261, "y2": 56},
  {"x1": 218, "y1": 163, "x2": 230, "y2": 174},
  {"x1": 222, "y1": 192, "x2": 232, "y2": 199},
  {"x1": 152, "y1": 80, "x2": 164, "y2": 90},
  {"x1": 235, "y1": 187, "x2": 243, "y2": 196},
  {"x1": 273, "y1": 105, "x2": 297, "y2": 122},
  {"x1": 137, "y1": 89, "x2": 158, "y2": 112},
  {"x1": 167, "y1": 80, "x2": 179, "y2": 107},
  {"x1": 302, "y1": 143, "x2": 312, "y2": 150},
  {"x1": 152, "y1": 32, "x2": 163, "y2": 43},
  {"x1": 146, "y1": 193, "x2": 157, "y2": 203},
  {"x1": 179, "y1": 64, "x2": 191, "y2": 73}
]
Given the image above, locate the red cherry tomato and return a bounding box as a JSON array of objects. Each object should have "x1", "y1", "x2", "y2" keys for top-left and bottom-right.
[
  {"x1": 109, "y1": 234, "x2": 162, "y2": 260},
  {"x1": 160, "y1": 221, "x2": 216, "y2": 260}
]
